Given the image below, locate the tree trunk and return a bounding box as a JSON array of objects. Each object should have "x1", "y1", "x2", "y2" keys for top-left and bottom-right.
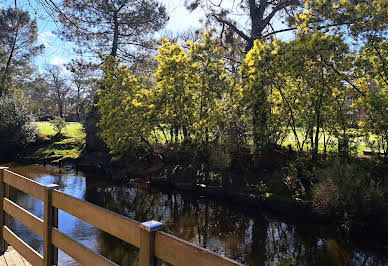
[
  {"x1": 58, "y1": 102, "x2": 64, "y2": 118},
  {"x1": 111, "y1": 11, "x2": 119, "y2": 57},
  {"x1": 0, "y1": 31, "x2": 18, "y2": 97}
]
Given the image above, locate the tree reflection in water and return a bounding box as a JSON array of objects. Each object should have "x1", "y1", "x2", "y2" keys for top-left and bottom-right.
[{"x1": 5, "y1": 164, "x2": 388, "y2": 266}]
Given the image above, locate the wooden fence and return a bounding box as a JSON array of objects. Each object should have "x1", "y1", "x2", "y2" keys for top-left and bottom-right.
[{"x1": 0, "y1": 167, "x2": 241, "y2": 266}]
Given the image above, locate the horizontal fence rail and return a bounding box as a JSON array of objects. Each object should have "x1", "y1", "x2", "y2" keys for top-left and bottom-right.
[{"x1": 0, "y1": 167, "x2": 241, "y2": 266}]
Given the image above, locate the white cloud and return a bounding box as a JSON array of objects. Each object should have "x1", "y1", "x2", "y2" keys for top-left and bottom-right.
[
  {"x1": 50, "y1": 55, "x2": 67, "y2": 66},
  {"x1": 49, "y1": 56, "x2": 71, "y2": 75},
  {"x1": 38, "y1": 31, "x2": 54, "y2": 48}
]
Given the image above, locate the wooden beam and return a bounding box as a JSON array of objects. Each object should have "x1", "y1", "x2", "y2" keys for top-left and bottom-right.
[
  {"x1": 3, "y1": 198, "x2": 44, "y2": 237},
  {"x1": 2, "y1": 170, "x2": 45, "y2": 201},
  {"x1": 154, "y1": 231, "x2": 242, "y2": 266},
  {"x1": 51, "y1": 228, "x2": 117, "y2": 266},
  {"x1": 51, "y1": 190, "x2": 140, "y2": 247},
  {"x1": 0, "y1": 167, "x2": 7, "y2": 254},
  {"x1": 2, "y1": 226, "x2": 43, "y2": 266}
]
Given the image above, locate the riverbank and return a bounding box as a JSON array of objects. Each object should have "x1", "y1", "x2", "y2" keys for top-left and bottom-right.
[{"x1": 6, "y1": 122, "x2": 388, "y2": 243}]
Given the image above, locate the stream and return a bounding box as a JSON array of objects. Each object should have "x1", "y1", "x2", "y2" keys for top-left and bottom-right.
[{"x1": 4, "y1": 164, "x2": 388, "y2": 266}]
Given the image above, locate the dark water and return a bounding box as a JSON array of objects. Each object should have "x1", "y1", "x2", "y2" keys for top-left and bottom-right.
[{"x1": 4, "y1": 164, "x2": 388, "y2": 266}]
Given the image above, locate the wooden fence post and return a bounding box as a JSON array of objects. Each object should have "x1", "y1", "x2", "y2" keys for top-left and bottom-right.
[
  {"x1": 43, "y1": 184, "x2": 59, "y2": 266},
  {"x1": 0, "y1": 167, "x2": 9, "y2": 254},
  {"x1": 139, "y1": 220, "x2": 163, "y2": 266}
]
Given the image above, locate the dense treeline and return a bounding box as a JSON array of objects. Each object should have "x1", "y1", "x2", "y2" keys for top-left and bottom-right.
[{"x1": 97, "y1": 32, "x2": 387, "y2": 157}]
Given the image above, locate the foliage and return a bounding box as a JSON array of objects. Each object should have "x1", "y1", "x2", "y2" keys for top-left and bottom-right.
[
  {"x1": 312, "y1": 160, "x2": 387, "y2": 222},
  {"x1": 153, "y1": 37, "x2": 192, "y2": 143},
  {"x1": 153, "y1": 32, "x2": 231, "y2": 144},
  {"x1": 0, "y1": 7, "x2": 43, "y2": 97},
  {"x1": 49, "y1": 117, "x2": 67, "y2": 136},
  {"x1": 300, "y1": 0, "x2": 388, "y2": 38},
  {"x1": 353, "y1": 39, "x2": 388, "y2": 154},
  {"x1": 0, "y1": 96, "x2": 37, "y2": 151},
  {"x1": 59, "y1": 0, "x2": 168, "y2": 59},
  {"x1": 240, "y1": 39, "x2": 287, "y2": 150},
  {"x1": 96, "y1": 56, "x2": 153, "y2": 155}
]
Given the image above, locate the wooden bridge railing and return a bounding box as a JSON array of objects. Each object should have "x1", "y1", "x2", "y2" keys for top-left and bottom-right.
[{"x1": 0, "y1": 167, "x2": 241, "y2": 266}]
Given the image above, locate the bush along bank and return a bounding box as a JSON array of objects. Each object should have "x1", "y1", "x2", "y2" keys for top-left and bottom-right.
[{"x1": 106, "y1": 142, "x2": 387, "y2": 236}]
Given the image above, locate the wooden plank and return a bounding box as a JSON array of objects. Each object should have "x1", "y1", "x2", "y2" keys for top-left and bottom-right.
[
  {"x1": 0, "y1": 255, "x2": 6, "y2": 266},
  {"x1": 3, "y1": 198, "x2": 43, "y2": 237},
  {"x1": 2, "y1": 226, "x2": 43, "y2": 266},
  {"x1": 21, "y1": 254, "x2": 33, "y2": 266},
  {"x1": 0, "y1": 167, "x2": 6, "y2": 253},
  {"x1": 51, "y1": 228, "x2": 117, "y2": 266},
  {"x1": 3, "y1": 247, "x2": 27, "y2": 266},
  {"x1": 3, "y1": 184, "x2": 9, "y2": 252},
  {"x1": 154, "y1": 231, "x2": 242, "y2": 266},
  {"x1": 2, "y1": 170, "x2": 45, "y2": 201},
  {"x1": 0, "y1": 247, "x2": 33, "y2": 266},
  {"x1": 51, "y1": 190, "x2": 140, "y2": 247}
]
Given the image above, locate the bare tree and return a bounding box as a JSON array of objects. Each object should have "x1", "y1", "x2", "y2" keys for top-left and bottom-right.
[
  {"x1": 66, "y1": 57, "x2": 97, "y2": 121},
  {"x1": 45, "y1": 65, "x2": 71, "y2": 118}
]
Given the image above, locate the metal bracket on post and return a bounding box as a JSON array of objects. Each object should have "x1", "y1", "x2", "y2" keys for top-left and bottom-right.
[
  {"x1": 139, "y1": 220, "x2": 163, "y2": 266},
  {"x1": 0, "y1": 167, "x2": 9, "y2": 254},
  {"x1": 43, "y1": 184, "x2": 59, "y2": 266}
]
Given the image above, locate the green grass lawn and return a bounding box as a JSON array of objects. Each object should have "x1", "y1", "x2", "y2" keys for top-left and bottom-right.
[
  {"x1": 149, "y1": 125, "x2": 377, "y2": 155},
  {"x1": 281, "y1": 128, "x2": 375, "y2": 155},
  {"x1": 32, "y1": 122, "x2": 85, "y2": 162},
  {"x1": 35, "y1": 121, "x2": 85, "y2": 139}
]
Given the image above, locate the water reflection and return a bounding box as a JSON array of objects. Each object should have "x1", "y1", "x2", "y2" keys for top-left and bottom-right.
[{"x1": 5, "y1": 164, "x2": 388, "y2": 266}]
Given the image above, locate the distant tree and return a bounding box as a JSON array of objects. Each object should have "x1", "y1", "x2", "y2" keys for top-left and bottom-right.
[
  {"x1": 58, "y1": 0, "x2": 168, "y2": 60},
  {"x1": 45, "y1": 65, "x2": 71, "y2": 118},
  {"x1": 0, "y1": 7, "x2": 44, "y2": 97},
  {"x1": 66, "y1": 57, "x2": 97, "y2": 121},
  {"x1": 23, "y1": 75, "x2": 51, "y2": 116}
]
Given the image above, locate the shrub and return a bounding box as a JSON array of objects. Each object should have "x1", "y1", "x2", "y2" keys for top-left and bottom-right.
[
  {"x1": 0, "y1": 96, "x2": 37, "y2": 151},
  {"x1": 312, "y1": 161, "x2": 387, "y2": 222},
  {"x1": 49, "y1": 117, "x2": 66, "y2": 136}
]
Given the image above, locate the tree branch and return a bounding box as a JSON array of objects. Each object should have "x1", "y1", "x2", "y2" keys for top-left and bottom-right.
[{"x1": 211, "y1": 14, "x2": 250, "y2": 42}]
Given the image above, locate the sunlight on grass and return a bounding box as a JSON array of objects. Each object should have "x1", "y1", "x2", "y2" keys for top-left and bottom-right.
[{"x1": 33, "y1": 122, "x2": 85, "y2": 162}]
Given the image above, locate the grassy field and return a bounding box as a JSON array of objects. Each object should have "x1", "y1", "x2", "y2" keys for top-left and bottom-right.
[
  {"x1": 31, "y1": 121, "x2": 376, "y2": 162},
  {"x1": 149, "y1": 126, "x2": 375, "y2": 155},
  {"x1": 32, "y1": 122, "x2": 85, "y2": 163},
  {"x1": 281, "y1": 128, "x2": 374, "y2": 155}
]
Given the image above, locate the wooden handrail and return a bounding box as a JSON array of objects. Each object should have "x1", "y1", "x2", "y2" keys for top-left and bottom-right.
[
  {"x1": 51, "y1": 190, "x2": 141, "y2": 247},
  {"x1": 0, "y1": 168, "x2": 242, "y2": 266},
  {"x1": 3, "y1": 198, "x2": 44, "y2": 237}
]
